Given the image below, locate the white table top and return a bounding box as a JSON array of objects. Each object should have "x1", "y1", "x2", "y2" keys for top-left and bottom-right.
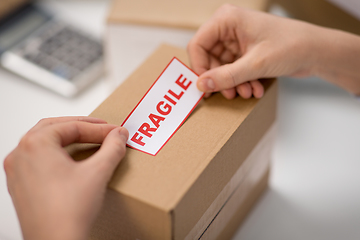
[{"x1": 1, "y1": 1, "x2": 360, "y2": 240}]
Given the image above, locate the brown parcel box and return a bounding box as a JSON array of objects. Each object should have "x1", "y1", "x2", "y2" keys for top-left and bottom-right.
[
  {"x1": 68, "y1": 44, "x2": 277, "y2": 240},
  {"x1": 106, "y1": 0, "x2": 270, "y2": 86},
  {"x1": 108, "y1": 0, "x2": 270, "y2": 29},
  {"x1": 269, "y1": 0, "x2": 360, "y2": 35}
]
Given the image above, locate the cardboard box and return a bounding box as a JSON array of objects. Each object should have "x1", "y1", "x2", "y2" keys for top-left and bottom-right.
[
  {"x1": 269, "y1": 0, "x2": 360, "y2": 35},
  {"x1": 0, "y1": 0, "x2": 26, "y2": 19},
  {"x1": 68, "y1": 44, "x2": 277, "y2": 239},
  {"x1": 328, "y1": 0, "x2": 360, "y2": 20},
  {"x1": 106, "y1": 0, "x2": 270, "y2": 86}
]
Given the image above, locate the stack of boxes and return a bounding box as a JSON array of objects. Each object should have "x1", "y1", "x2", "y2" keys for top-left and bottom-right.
[
  {"x1": 69, "y1": 44, "x2": 277, "y2": 240},
  {"x1": 69, "y1": 1, "x2": 277, "y2": 239}
]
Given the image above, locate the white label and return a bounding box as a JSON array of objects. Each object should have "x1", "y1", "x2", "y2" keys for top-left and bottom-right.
[{"x1": 122, "y1": 57, "x2": 203, "y2": 156}]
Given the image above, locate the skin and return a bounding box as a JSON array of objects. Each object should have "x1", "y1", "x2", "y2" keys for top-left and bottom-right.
[
  {"x1": 3, "y1": 117, "x2": 128, "y2": 240},
  {"x1": 187, "y1": 4, "x2": 360, "y2": 99},
  {"x1": 4, "y1": 4, "x2": 360, "y2": 240}
]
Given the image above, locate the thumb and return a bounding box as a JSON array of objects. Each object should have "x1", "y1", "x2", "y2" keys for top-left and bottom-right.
[
  {"x1": 197, "y1": 55, "x2": 261, "y2": 92},
  {"x1": 88, "y1": 127, "x2": 129, "y2": 180}
]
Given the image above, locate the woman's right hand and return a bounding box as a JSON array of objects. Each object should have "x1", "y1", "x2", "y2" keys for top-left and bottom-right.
[{"x1": 188, "y1": 4, "x2": 360, "y2": 98}]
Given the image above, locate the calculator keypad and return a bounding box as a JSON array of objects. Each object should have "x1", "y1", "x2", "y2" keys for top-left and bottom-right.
[{"x1": 17, "y1": 21, "x2": 103, "y2": 81}]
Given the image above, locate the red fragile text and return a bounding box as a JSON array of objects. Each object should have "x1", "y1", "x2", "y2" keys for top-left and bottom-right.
[{"x1": 130, "y1": 74, "x2": 192, "y2": 146}]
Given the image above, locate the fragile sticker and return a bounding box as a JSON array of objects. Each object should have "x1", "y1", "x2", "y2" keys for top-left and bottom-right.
[{"x1": 122, "y1": 57, "x2": 204, "y2": 156}]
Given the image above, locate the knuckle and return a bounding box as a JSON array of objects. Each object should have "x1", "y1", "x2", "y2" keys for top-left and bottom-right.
[
  {"x1": 250, "y1": 55, "x2": 267, "y2": 74},
  {"x1": 114, "y1": 141, "x2": 127, "y2": 158},
  {"x1": 219, "y1": 3, "x2": 233, "y2": 11},
  {"x1": 33, "y1": 117, "x2": 54, "y2": 130},
  {"x1": 222, "y1": 65, "x2": 237, "y2": 87},
  {"x1": 187, "y1": 39, "x2": 198, "y2": 57},
  {"x1": 18, "y1": 132, "x2": 41, "y2": 152},
  {"x1": 187, "y1": 39, "x2": 194, "y2": 51},
  {"x1": 37, "y1": 117, "x2": 51, "y2": 126},
  {"x1": 218, "y1": 3, "x2": 237, "y2": 15},
  {"x1": 3, "y1": 154, "x2": 14, "y2": 175},
  {"x1": 97, "y1": 146, "x2": 126, "y2": 172}
]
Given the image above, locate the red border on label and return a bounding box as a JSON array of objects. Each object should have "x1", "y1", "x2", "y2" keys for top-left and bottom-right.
[{"x1": 121, "y1": 57, "x2": 205, "y2": 156}]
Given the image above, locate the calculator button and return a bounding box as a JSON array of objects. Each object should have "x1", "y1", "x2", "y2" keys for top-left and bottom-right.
[{"x1": 19, "y1": 22, "x2": 102, "y2": 81}]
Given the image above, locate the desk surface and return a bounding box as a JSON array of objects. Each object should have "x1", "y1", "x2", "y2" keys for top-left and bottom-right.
[{"x1": 1, "y1": 1, "x2": 360, "y2": 240}]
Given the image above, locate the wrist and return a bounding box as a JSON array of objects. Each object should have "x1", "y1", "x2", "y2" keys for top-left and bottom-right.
[
  {"x1": 309, "y1": 26, "x2": 360, "y2": 94},
  {"x1": 281, "y1": 20, "x2": 327, "y2": 79},
  {"x1": 294, "y1": 22, "x2": 329, "y2": 78},
  {"x1": 309, "y1": 25, "x2": 341, "y2": 78}
]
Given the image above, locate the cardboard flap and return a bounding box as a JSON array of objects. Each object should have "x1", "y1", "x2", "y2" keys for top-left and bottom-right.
[
  {"x1": 108, "y1": 0, "x2": 269, "y2": 29},
  {"x1": 68, "y1": 44, "x2": 275, "y2": 212}
]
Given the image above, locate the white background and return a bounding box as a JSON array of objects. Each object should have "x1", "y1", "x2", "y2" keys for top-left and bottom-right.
[{"x1": 1, "y1": 1, "x2": 360, "y2": 240}]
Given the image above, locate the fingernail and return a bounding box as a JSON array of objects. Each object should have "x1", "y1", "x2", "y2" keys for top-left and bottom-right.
[
  {"x1": 198, "y1": 78, "x2": 215, "y2": 92},
  {"x1": 118, "y1": 128, "x2": 129, "y2": 142},
  {"x1": 204, "y1": 78, "x2": 215, "y2": 90}
]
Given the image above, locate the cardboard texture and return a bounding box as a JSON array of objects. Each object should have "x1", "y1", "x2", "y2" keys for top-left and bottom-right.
[
  {"x1": 0, "y1": 0, "x2": 26, "y2": 19},
  {"x1": 269, "y1": 0, "x2": 360, "y2": 35},
  {"x1": 68, "y1": 44, "x2": 277, "y2": 239},
  {"x1": 106, "y1": 0, "x2": 270, "y2": 86},
  {"x1": 108, "y1": 0, "x2": 270, "y2": 29},
  {"x1": 186, "y1": 123, "x2": 276, "y2": 240}
]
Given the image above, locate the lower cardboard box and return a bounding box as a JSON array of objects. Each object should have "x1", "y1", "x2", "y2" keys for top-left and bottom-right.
[
  {"x1": 68, "y1": 44, "x2": 277, "y2": 239},
  {"x1": 185, "y1": 123, "x2": 276, "y2": 240}
]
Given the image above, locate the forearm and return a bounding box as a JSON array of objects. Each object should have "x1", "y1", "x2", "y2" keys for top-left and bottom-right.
[
  {"x1": 16, "y1": 202, "x2": 89, "y2": 240},
  {"x1": 312, "y1": 26, "x2": 360, "y2": 95},
  {"x1": 22, "y1": 222, "x2": 87, "y2": 240},
  {"x1": 188, "y1": 4, "x2": 360, "y2": 97}
]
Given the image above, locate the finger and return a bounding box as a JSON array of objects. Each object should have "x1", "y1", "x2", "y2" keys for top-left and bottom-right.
[
  {"x1": 219, "y1": 49, "x2": 236, "y2": 64},
  {"x1": 249, "y1": 80, "x2": 264, "y2": 98},
  {"x1": 188, "y1": 44, "x2": 209, "y2": 75},
  {"x1": 221, "y1": 88, "x2": 237, "y2": 99},
  {"x1": 197, "y1": 55, "x2": 221, "y2": 93},
  {"x1": 45, "y1": 121, "x2": 119, "y2": 147},
  {"x1": 236, "y1": 82, "x2": 253, "y2": 99},
  {"x1": 210, "y1": 42, "x2": 225, "y2": 58},
  {"x1": 223, "y1": 40, "x2": 240, "y2": 56},
  {"x1": 196, "y1": 53, "x2": 264, "y2": 92},
  {"x1": 187, "y1": 18, "x2": 221, "y2": 75},
  {"x1": 31, "y1": 116, "x2": 107, "y2": 132},
  {"x1": 87, "y1": 127, "x2": 129, "y2": 181},
  {"x1": 204, "y1": 93, "x2": 212, "y2": 98},
  {"x1": 209, "y1": 55, "x2": 221, "y2": 69}
]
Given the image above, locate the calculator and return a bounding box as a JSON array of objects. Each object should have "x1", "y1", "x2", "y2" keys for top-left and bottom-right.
[{"x1": 0, "y1": 1, "x2": 103, "y2": 97}]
